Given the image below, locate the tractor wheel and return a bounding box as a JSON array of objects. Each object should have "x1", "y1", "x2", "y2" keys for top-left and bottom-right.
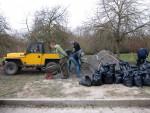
[
  {"x1": 45, "y1": 62, "x2": 60, "y2": 75},
  {"x1": 4, "y1": 62, "x2": 18, "y2": 75}
]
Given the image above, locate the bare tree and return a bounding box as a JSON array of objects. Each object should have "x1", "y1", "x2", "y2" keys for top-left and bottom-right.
[
  {"x1": 30, "y1": 6, "x2": 68, "y2": 45},
  {"x1": 0, "y1": 15, "x2": 9, "y2": 34},
  {"x1": 0, "y1": 14, "x2": 10, "y2": 55},
  {"x1": 95, "y1": 0, "x2": 150, "y2": 56}
]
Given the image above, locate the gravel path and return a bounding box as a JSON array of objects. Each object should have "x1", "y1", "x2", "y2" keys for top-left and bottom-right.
[
  {"x1": 0, "y1": 68, "x2": 150, "y2": 99},
  {"x1": 0, "y1": 106, "x2": 150, "y2": 113}
]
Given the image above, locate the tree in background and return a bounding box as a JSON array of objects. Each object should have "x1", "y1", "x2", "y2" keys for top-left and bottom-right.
[
  {"x1": 0, "y1": 14, "x2": 9, "y2": 55},
  {"x1": 27, "y1": 6, "x2": 69, "y2": 48},
  {"x1": 0, "y1": 15, "x2": 9, "y2": 34},
  {"x1": 94, "y1": 0, "x2": 150, "y2": 56},
  {"x1": 0, "y1": 14, "x2": 26, "y2": 56}
]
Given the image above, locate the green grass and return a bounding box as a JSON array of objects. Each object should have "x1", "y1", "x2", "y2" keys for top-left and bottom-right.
[{"x1": 119, "y1": 53, "x2": 150, "y2": 63}]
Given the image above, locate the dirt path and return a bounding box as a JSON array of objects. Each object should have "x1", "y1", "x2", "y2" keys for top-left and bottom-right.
[
  {"x1": 15, "y1": 79, "x2": 150, "y2": 99},
  {"x1": 0, "y1": 70, "x2": 150, "y2": 99},
  {"x1": 0, "y1": 106, "x2": 150, "y2": 113},
  {"x1": 0, "y1": 60, "x2": 150, "y2": 99}
]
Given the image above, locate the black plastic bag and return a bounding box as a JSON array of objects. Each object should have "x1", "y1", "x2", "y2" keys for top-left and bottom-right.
[
  {"x1": 102, "y1": 72, "x2": 114, "y2": 84},
  {"x1": 92, "y1": 70, "x2": 103, "y2": 86},
  {"x1": 101, "y1": 63, "x2": 116, "y2": 73},
  {"x1": 139, "y1": 61, "x2": 150, "y2": 70},
  {"x1": 143, "y1": 74, "x2": 150, "y2": 86},
  {"x1": 123, "y1": 74, "x2": 134, "y2": 87},
  {"x1": 119, "y1": 61, "x2": 131, "y2": 71},
  {"x1": 115, "y1": 73, "x2": 123, "y2": 84},
  {"x1": 101, "y1": 64, "x2": 110, "y2": 73},
  {"x1": 79, "y1": 76, "x2": 92, "y2": 87},
  {"x1": 134, "y1": 75, "x2": 143, "y2": 87},
  {"x1": 133, "y1": 71, "x2": 143, "y2": 87},
  {"x1": 109, "y1": 63, "x2": 116, "y2": 73}
]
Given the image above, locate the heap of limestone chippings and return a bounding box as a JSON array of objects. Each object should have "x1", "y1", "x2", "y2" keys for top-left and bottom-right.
[{"x1": 86, "y1": 50, "x2": 120, "y2": 70}]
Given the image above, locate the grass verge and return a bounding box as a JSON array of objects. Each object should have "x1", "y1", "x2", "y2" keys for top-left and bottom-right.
[{"x1": 119, "y1": 53, "x2": 150, "y2": 63}]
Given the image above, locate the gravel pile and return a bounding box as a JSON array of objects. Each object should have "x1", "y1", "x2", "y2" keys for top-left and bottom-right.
[{"x1": 86, "y1": 50, "x2": 120, "y2": 70}]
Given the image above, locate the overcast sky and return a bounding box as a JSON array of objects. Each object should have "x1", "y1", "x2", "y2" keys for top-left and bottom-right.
[
  {"x1": 0, "y1": 0, "x2": 98, "y2": 33},
  {"x1": 0, "y1": 0, "x2": 149, "y2": 33}
]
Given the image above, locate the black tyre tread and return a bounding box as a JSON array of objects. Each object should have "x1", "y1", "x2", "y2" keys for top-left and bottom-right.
[
  {"x1": 4, "y1": 62, "x2": 18, "y2": 75},
  {"x1": 45, "y1": 62, "x2": 60, "y2": 74}
]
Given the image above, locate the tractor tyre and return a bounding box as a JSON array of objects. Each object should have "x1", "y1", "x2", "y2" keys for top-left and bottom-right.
[
  {"x1": 45, "y1": 62, "x2": 60, "y2": 75},
  {"x1": 4, "y1": 62, "x2": 18, "y2": 75}
]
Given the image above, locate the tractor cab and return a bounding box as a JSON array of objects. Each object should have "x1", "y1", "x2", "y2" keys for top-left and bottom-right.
[{"x1": 26, "y1": 42, "x2": 45, "y2": 54}]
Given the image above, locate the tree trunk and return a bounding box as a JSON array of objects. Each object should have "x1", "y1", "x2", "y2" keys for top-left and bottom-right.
[{"x1": 115, "y1": 41, "x2": 120, "y2": 58}]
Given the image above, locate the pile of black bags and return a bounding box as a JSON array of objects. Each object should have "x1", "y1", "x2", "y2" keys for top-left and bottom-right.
[{"x1": 79, "y1": 60, "x2": 150, "y2": 87}]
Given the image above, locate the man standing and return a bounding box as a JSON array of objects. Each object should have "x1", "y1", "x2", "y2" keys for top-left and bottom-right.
[
  {"x1": 50, "y1": 40, "x2": 69, "y2": 79},
  {"x1": 68, "y1": 41, "x2": 82, "y2": 78}
]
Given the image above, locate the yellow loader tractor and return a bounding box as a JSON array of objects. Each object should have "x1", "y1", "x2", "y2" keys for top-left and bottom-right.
[{"x1": 3, "y1": 42, "x2": 61, "y2": 75}]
